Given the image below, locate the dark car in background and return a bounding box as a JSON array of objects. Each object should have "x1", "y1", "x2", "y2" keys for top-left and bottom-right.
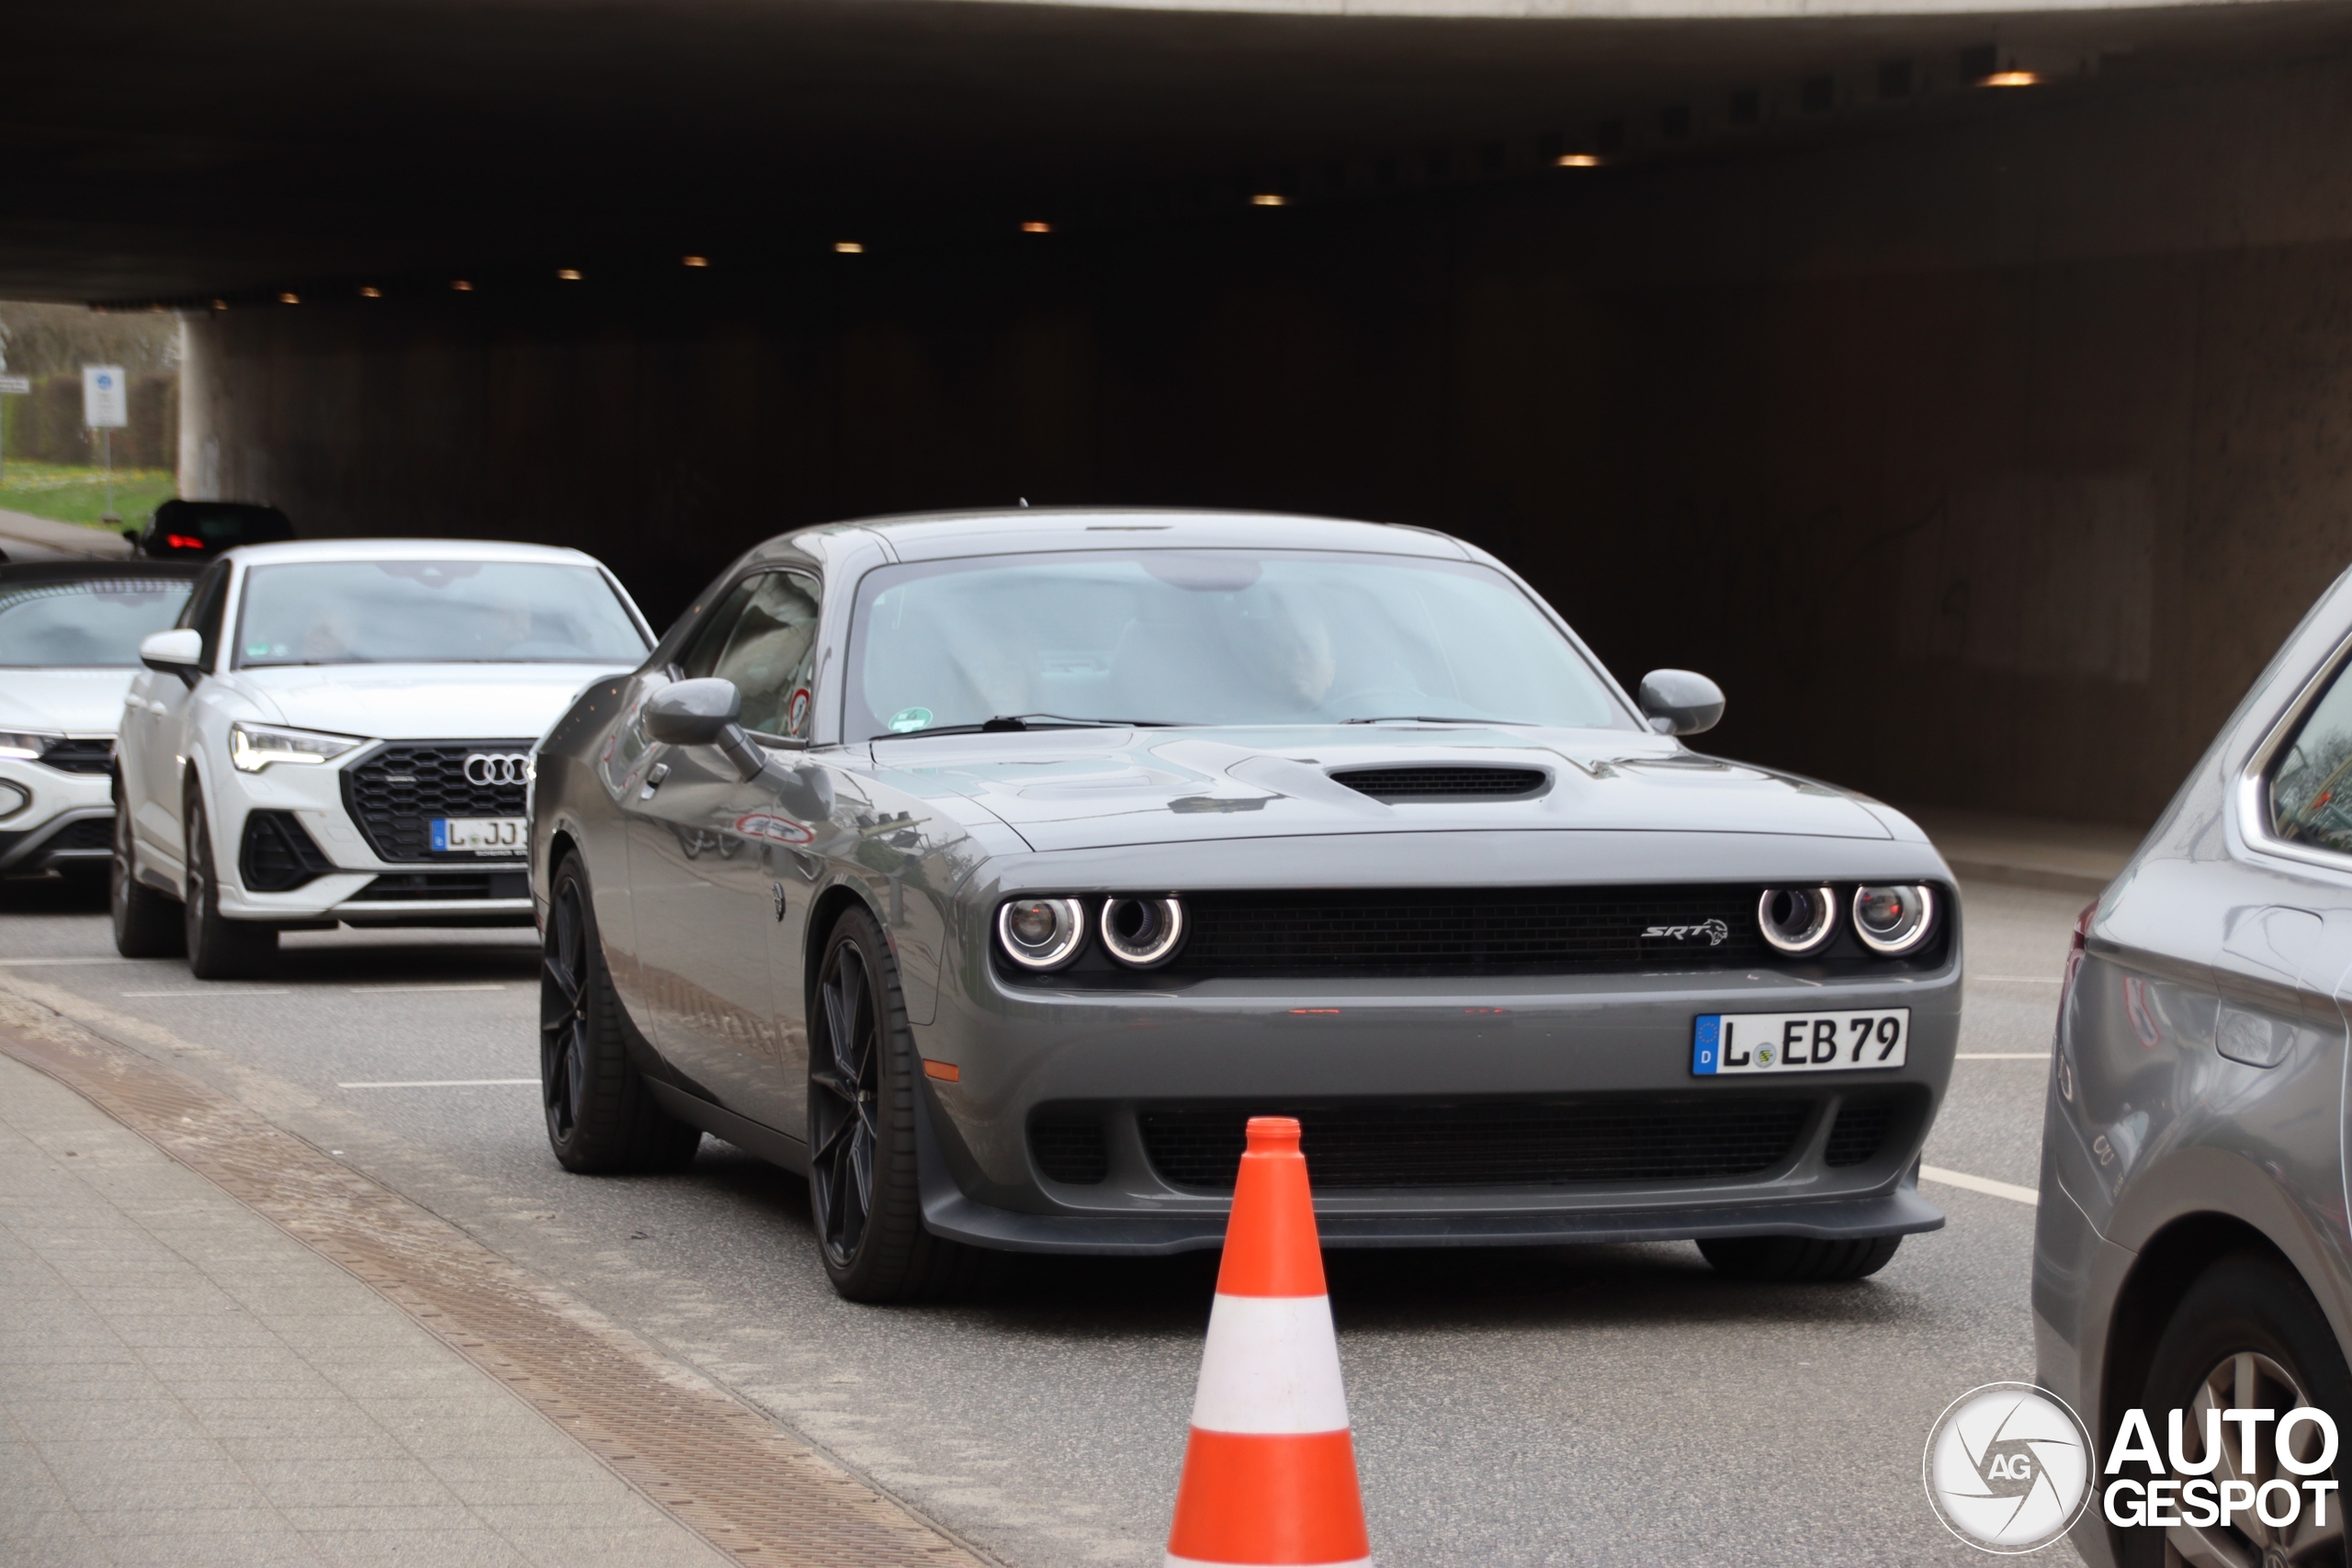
[
  {"x1": 131, "y1": 500, "x2": 295, "y2": 558},
  {"x1": 528, "y1": 508, "x2": 1963, "y2": 1303}
]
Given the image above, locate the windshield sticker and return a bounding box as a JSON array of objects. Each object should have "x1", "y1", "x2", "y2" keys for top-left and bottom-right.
[{"x1": 888, "y1": 706, "x2": 933, "y2": 734}]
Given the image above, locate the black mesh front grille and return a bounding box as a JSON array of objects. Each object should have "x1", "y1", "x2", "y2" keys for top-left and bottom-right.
[
  {"x1": 38, "y1": 739, "x2": 115, "y2": 775},
  {"x1": 1028, "y1": 1111, "x2": 1110, "y2": 1185},
  {"x1": 238, "y1": 810, "x2": 336, "y2": 892},
  {"x1": 1165, "y1": 886, "x2": 1768, "y2": 979},
  {"x1": 51, "y1": 818, "x2": 115, "y2": 852},
  {"x1": 1138, "y1": 1096, "x2": 1814, "y2": 1190},
  {"x1": 356, "y1": 872, "x2": 530, "y2": 902},
  {"x1": 342, "y1": 741, "x2": 533, "y2": 863},
  {"x1": 1330, "y1": 766, "x2": 1546, "y2": 800},
  {"x1": 1824, "y1": 1098, "x2": 1895, "y2": 1168}
]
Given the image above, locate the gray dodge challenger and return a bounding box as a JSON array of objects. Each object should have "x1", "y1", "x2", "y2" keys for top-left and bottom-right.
[{"x1": 526, "y1": 510, "x2": 1959, "y2": 1300}]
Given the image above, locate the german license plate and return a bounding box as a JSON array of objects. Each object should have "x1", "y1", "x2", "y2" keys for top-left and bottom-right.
[
  {"x1": 432, "y1": 817, "x2": 526, "y2": 854},
  {"x1": 1692, "y1": 1008, "x2": 1909, "y2": 1075}
]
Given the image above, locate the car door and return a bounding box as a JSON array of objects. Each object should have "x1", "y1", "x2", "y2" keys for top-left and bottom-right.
[
  {"x1": 623, "y1": 570, "x2": 824, "y2": 1134},
  {"x1": 128, "y1": 558, "x2": 229, "y2": 871}
]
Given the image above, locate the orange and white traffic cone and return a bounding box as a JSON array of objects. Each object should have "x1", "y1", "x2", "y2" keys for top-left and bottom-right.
[{"x1": 1166, "y1": 1115, "x2": 1372, "y2": 1568}]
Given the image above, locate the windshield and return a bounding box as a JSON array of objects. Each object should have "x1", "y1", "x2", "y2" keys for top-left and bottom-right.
[
  {"x1": 846, "y1": 549, "x2": 1630, "y2": 739},
  {"x1": 0, "y1": 575, "x2": 195, "y2": 668},
  {"x1": 234, "y1": 560, "x2": 647, "y2": 668}
]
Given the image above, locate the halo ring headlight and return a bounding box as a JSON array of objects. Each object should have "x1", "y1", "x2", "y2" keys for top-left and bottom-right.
[
  {"x1": 1100, "y1": 895, "x2": 1185, "y2": 969},
  {"x1": 997, "y1": 897, "x2": 1088, "y2": 971},
  {"x1": 1852, "y1": 885, "x2": 1935, "y2": 955},
  {"x1": 1758, "y1": 886, "x2": 1838, "y2": 955}
]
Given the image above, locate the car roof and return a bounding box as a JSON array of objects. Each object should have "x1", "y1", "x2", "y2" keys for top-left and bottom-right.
[
  {"x1": 0, "y1": 559, "x2": 203, "y2": 583},
  {"x1": 220, "y1": 538, "x2": 610, "y2": 570},
  {"x1": 838, "y1": 507, "x2": 1474, "y2": 564}
]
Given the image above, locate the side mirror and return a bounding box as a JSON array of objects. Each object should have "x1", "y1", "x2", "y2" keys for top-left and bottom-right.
[
  {"x1": 1636, "y1": 669, "x2": 1724, "y2": 736},
  {"x1": 644, "y1": 677, "x2": 765, "y2": 782},
  {"x1": 139, "y1": 628, "x2": 204, "y2": 685}
]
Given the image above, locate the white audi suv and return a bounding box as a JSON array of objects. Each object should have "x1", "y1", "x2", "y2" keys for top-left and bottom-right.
[{"x1": 112, "y1": 538, "x2": 654, "y2": 977}]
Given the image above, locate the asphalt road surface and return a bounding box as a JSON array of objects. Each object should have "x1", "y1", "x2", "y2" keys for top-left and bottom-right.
[{"x1": 0, "y1": 874, "x2": 2085, "y2": 1566}]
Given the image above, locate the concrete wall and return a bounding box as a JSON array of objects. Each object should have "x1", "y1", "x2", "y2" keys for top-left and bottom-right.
[{"x1": 178, "y1": 44, "x2": 2352, "y2": 829}]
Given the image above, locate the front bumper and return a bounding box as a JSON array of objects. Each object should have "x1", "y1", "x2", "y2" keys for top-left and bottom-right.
[{"x1": 0, "y1": 755, "x2": 114, "y2": 874}]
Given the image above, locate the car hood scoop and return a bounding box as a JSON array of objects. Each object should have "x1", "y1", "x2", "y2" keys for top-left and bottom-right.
[{"x1": 860, "y1": 726, "x2": 1894, "y2": 852}]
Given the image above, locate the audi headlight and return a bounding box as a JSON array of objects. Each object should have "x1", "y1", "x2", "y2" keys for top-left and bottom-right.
[
  {"x1": 230, "y1": 721, "x2": 365, "y2": 773},
  {"x1": 1758, "y1": 886, "x2": 1838, "y2": 955},
  {"x1": 997, "y1": 897, "x2": 1087, "y2": 971},
  {"x1": 0, "y1": 779, "x2": 28, "y2": 818},
  {"x1": 1100, "y1": 895, "x2": 1185, "y2": 968},
  {"x1": 1853, "y1": 885, "x2": 1936, "y2": 955},
  {"x1": 0, "y1": 729, "x2": 59, "y2": 761}
]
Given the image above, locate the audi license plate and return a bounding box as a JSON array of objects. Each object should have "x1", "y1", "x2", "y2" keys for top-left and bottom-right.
[
  {"x1": 1692, "y1": 1008, "x2": 1909, "y2": 1075},
  {"x1": 432, "y1": 817, "x2": 526, "y2": 855}
]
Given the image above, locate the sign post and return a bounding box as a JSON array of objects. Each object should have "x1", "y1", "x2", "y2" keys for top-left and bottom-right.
[
  {"x1": 0, "y1": 367, "x2": 29, "y2": 486},
  {"x1": 82, "y1": 365, "x2": 129, "y2": 525}
]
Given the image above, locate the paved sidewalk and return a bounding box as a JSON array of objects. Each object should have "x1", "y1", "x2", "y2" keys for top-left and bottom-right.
[
  {"x1": 0, "y1": 507, "x2": 131, "y2": 562},
  {"x1": 0, "y1": 1049, "x2": 731, "y2": 1568}
]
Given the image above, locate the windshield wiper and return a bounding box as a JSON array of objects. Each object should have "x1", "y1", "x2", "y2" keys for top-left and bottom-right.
[
  {"x1": 876, "y1": 713, "x2": 1182, "y2": 739},
  {"x1": 1342, "y1": 715, "x2": 1534, "y2": 726}
]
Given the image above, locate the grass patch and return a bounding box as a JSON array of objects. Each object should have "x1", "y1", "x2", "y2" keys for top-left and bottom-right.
[{"x1": 0, "y1": 461, "x2": 176, "y2": 532}]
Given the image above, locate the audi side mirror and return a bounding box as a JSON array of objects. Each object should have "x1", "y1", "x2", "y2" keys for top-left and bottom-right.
[
  {"x1": 139, "y1": 627, "x2": 204, "y2": 686},
  {"x1": 644, "y1": 678, "x2": 766, "y2": 782},
  {"x1": 1637, "y1": 670, "x2": 1725, "y2": 736}
]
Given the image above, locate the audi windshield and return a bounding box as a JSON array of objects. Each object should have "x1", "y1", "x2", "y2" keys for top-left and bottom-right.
[
  {"x1": 846, "y1": 549, "x2": 1633, "y2": 739},
  {"x1": 234, "y1": 560, "x2": 647, "y2": 668},
  {"x1": 0, "y1": 573, "x2": 195, "y2": 668}
]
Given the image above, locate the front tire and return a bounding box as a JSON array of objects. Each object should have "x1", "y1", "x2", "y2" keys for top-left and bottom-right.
[
  {"x1": 539, "y1": 854, "x2": 701, "y2": 1174},
  {"x1": 808, "y1": 905, "x2": 994, "y2": 1303},
  {"x1": 1699, "y1": 1234, "x2": 1902, "y2": 1282},
  {"x1": 110, "y1": 803, "x2": 184, "y2": 958},
  {"x1": 2122, "y1": 1251, "x2": 2351, "y2": 1568},
  {"x1": 182, "y1": 795, "x2": 275, "y2": 979}
]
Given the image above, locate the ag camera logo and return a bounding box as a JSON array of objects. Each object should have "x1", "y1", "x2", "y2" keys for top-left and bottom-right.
[{"x1": 1923, "y1": 1382, "x2": 2094, "y2": 1552}]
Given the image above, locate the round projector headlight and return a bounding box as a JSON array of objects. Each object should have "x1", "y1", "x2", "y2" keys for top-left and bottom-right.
[
  {"x1": 997, "y1": 897, "x2": 1087, "y2": 971},
  {"x1": 1758, "y1": 886, "x2": 1838, "y2": 955},
  {"x1": 1853, "y1": 885, "x2": 1935, "y2": 955},
  {"x1": 1100, "y1": 895, "x2": 1185, "y2": 968}
]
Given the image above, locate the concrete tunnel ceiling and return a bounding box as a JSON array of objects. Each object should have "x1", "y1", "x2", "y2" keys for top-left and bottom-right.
[{"x1": 11, "y1": 0, "x2": 2352, "y2": 300}]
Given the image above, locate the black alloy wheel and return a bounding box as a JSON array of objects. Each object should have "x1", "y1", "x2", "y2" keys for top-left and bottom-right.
[
  {"x1": 110, "y1": 798, "x2": 183, "y2": 958},
  {"x1": 1698, "y1": 1233, "x2": 1903, "y2": 1282},
  {"x1": 807, "y1": 905, "x2": 995, "y2": 1303},
  {"x1": 2123, "y1": 1251, "x2": 2351, "y2": 1568},
  {"x1": 181, "y1": 795, "x2": 275, "y2": 980},
  {"x1": 537, "y1": 855, "x2": 700, "y2": 1174}
]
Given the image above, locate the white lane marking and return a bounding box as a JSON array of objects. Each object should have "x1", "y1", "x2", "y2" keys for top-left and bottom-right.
[
  {"x1": 1921, "y1": 1166, "x2": 2039, "y2": 1205},
  {"x1": 345, "y1": 984, "x2": 509, "y2": 994},
  {"x1": 1972, "y1": 975, "x2": 2063, "y2": 983},
  {"x1": 121, "y1": 988, "x2": 294, "y2": 998},
  {"x1": 0, "y1": 957, "x2": 154, "y2": 966},
  {"x1": 1955, "y1": 1052, "x2": 2049, "y2": 1060},
  {"x1": 338, "y1": 1078, "x2": 538, "y2": 1089}
]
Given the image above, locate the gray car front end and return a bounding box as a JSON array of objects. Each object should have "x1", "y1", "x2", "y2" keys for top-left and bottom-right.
[{"x1": 530, "y1": 510, "x2": 1958, "y2": 1285}]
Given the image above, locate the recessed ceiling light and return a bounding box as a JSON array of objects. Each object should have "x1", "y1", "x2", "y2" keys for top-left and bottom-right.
[
  {"x1": 682, "y1": 254, "x2": 708, "y2": 267},
  {"x1": 557, "y1": 268, "x2": 582, "y2": 281},
  {"x1": 1982, "y1": 70, "x2": 2040, "y2": 86},
  {"x1": 1021, "y1": 221, "x2": 1052, "y2": 233},
  {"x1": 451, "y1": 279, "x2": 473, "y2": 291},
  {"x1": 1555, "y1": 154, "x2": 1601, "y2": 168},
  {"x1": 1250, "y1": 193, "x2": 1287, "y2": 207},
  {"x1": 277, "y1": 291, "x2": 300, "y2": 304},
  {"x1": 209, "y1": 299, "x2": 228, "y2": 311},
  {"x1": 357, "y1": 286, "x2": 381, "y2": 299},
  {"x1": 835, "y1": 242, "x2": 865, "y2": 254}
]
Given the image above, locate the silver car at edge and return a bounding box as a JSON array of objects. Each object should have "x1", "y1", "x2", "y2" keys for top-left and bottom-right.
[
  {"x1": 2037, "y1": 565, "x2": 2352, "y2": 1568},
  {"x1": 527, "y1": 509, "x2": 1962, "y2": 1301}
]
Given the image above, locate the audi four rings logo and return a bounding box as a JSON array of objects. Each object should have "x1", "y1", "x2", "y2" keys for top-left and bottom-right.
[
  {"x1": 1644, "y1": 918, "x2": 1731, "y2": 945},
  {"x1": 463, "y1": 753, "x2": 531, "y2": 785}
]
